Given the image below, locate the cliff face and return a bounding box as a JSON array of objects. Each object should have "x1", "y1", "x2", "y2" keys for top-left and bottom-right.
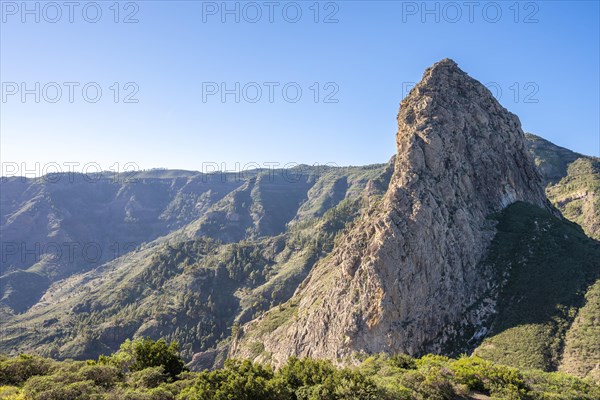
[{"x1": 231, "y1": 59, "x2": 550, "y2": 365}]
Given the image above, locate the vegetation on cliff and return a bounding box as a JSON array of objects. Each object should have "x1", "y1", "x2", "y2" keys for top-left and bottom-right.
[{"x1": 1, "y1": 338, "x2": 598, "y2": 400}]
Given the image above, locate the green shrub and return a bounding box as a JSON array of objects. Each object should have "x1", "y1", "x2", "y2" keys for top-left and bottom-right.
[
  {"x1": 451, "y1": 356, "x2": 529, "y2": 398},
  {"x1": 276, "y1": 357, "x2": 381, "y2": 400},
  {"x1": 77, "y1": 364, "x2": 120, "y2": 388},
  {"x1": 178, "y1": 359, "x2": 282, "y2": 400},
  {"x1": 23, "y1": 376, "x2": 101, "y2": 400},
  {"x1": 100, "y1": 337, "x2": 186, "y2": 379},
  {"x1": 1, "y1": 338, "x2": 599, "y2": 399},
  {"x1": 399, "y1": 368, "x2": 456, "y2": 400},
  {"x1": 0, "y1": 385, "x2": 24, "y2": 400},
  {"x1": 0, "y1": 354, "x2": 55, "y2": 385},
  {"x1": 389, "y1": 354, "x2": 417, "y2": 370},
  {"x1": 129, "y1": 366, "x2": 168, "y2": 389}
]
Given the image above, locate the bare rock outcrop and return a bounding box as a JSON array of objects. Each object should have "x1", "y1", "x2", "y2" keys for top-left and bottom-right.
[{"x1": 231, "y1": 59, "x2": 550, "y2": 365}]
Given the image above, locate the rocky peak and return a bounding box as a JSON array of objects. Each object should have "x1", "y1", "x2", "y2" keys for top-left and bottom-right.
[
  {"x1": 393, "y1": 58, "x2": 548, "y2": 215},
  {"x1": 231, "y1": 59, "x2": 551, "y2": 366}
]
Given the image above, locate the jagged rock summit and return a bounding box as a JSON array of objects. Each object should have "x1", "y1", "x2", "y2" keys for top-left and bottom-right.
[{"x1": 231, "y1": 58, "x2": 551, "y2": 365}]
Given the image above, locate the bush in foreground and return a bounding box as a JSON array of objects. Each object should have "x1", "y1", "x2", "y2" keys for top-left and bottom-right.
[{"x1": 1, "y1": 338, "x2": 599, "y2": 399}]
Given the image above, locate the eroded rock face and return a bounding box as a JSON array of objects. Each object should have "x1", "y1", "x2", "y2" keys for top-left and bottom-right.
[{"x1": 231, "y1": 59, "x2": 550, "y2": 365}]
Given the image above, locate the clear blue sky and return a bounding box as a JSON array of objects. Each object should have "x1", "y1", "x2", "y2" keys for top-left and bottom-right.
[{"x1": 1, "y1": 0, "x2": 599, "y2": 174}]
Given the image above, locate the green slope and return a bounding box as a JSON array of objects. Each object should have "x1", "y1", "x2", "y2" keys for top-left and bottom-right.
[
  {"x1": 546, "y1": 157, "x2": 600, "y2": 241},
  {"x1": 474, "y1": 202, "x2": 600, "y2": 377},
  {"x1": 0, "y1": 189, "x2": 377, "y2": 365}
]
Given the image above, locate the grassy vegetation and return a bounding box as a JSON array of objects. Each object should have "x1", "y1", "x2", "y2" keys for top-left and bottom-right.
[
  {"x1": 253, "y1": 301, "x2": 299, "y2": 338},
  {"x1": 560, "y1": 279, "x2": 600, "y2": 380},
  {"x1": 474, "y1": 202, "x2": 600, "y2": 375},
  {"x1": 546, "y1": 157, "x2": 600, "y2": 240},
  {"x1": 1, "y1": 338, "x2": 598, "y2": 400}
]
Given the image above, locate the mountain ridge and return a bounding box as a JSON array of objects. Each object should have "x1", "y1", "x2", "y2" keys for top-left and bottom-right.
[{"x1": 1, "y1": 60, "x2": 599, "y2": 381}]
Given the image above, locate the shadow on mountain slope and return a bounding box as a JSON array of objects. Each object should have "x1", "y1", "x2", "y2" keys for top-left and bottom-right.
[{"x1": 472, "y1": 202, "x2": 600, "y2": 377}]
